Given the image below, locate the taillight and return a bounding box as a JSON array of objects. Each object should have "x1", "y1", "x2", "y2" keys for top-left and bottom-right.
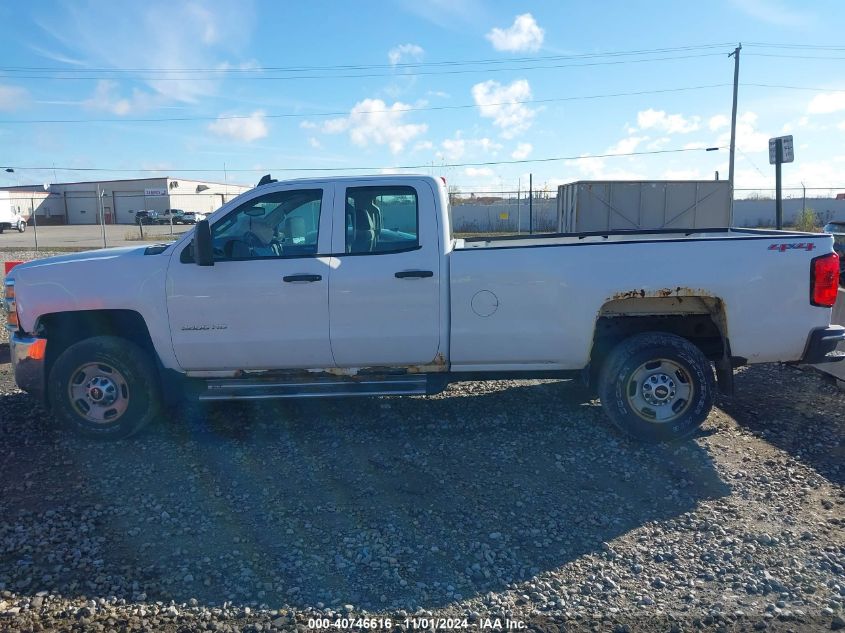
[{"x1": 811, "y1": 252, "x2": 840, "y2": 307}]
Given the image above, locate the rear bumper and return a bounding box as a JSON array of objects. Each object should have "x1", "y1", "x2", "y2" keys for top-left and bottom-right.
[
  {"x1": 9, "y1": 331, "x2": 47, "y2": 402},
  {"x1": 799, "y1": 326, "x2": 845, "y2": 364}
]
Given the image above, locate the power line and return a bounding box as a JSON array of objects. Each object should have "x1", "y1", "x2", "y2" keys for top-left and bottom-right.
[
  {"x1": 0, "y1": 44, "x2": 735, "y2": 75},
  {"x1": 0, "y1": 83, "x2": 732, "y2": 124},
  {"x1": 744, "y1": 42, "x2": 845, "y2": 50},
  {"x1": 743, "y1": 82, "x2": 845, "y2": 92},
  {"x1": 2, "y1": 81, "x2": 839, "y2": 126},
  {"x1": 737, "y1": 147, "x2": 767, "y2": 180},
  {"x1": 744, "y1": 53, "x2": 845, "y2": 60},
  {"x1": 0, "y1": 52, "x2": 727, "y2": 82},
  {"x1": 1, "y1": 146, "x2": 725, "y2": 175}
]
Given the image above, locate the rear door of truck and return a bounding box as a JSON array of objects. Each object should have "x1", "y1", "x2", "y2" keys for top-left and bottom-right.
[{"x1": 327, "y1": 178, "x2": 442, "y2": 367}]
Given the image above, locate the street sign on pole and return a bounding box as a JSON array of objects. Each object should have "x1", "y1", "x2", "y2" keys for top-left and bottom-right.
[
  {"x1": 769, "y1": 135, "x2": 794, "y2": 165},
  {"x1": 769, "y1": 135, "x2": 794, "y2": 229}
]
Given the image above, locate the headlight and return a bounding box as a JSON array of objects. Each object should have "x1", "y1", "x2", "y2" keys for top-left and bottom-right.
[{"x1": 3, "y1": 279, "x2": 17, "y2": 330}]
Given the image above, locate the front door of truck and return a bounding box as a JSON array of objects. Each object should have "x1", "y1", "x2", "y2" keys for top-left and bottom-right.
[
  {"x1": 328, "y1": 180, "x2": 441, "y2": 367},
  {"x1": 166, "y1": 185, "x2": 335, "y2": 371}
]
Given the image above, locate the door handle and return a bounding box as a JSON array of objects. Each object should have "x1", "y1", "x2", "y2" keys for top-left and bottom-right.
[
  {"x1": 283, "y1": 274, "x2": 322, "y2": 283},
  {"x1": 395, "y1": 270, "x2": 433, "y2": 279}
]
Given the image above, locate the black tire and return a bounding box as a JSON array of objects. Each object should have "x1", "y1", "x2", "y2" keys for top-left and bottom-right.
[
  {"x1": 597, "y1": 332, "x2": 715, "y2": 443},
  {"x1": 48, "y1": 336, "x2": 161, "y2": 439},
  {"x1": 17, "y1": 221, "x2": 25, "y2": 233}
]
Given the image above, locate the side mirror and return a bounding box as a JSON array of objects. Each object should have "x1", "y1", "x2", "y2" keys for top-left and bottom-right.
[{"x1": 194, "y1": 219, "x2": 214, "y2": 266}]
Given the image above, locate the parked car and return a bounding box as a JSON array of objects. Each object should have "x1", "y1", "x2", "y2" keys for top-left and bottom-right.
[
  {"x1": 4, "y1": 175, "x2": 843, "y2": 442},
  {"x1": 134, "y1": 210, "x2": 159, "y2": 225},
  {"x1": 823, "y1": 221, "x2": 845, "y2": 284},
  {"x1": 180, "y1": 212, "x2": 204, "y2": 224},
  {"x1": 160, "y1": 209, "x2": 190, "y2": 224}
]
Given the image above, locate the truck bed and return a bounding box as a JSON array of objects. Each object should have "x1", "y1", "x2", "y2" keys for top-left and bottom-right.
[
  {"x1": 455, "y1": 227, "x2": 822, "y2": 250},
  {"x1": 449, "y1": 227, "x2": 834, "y2": 372}
]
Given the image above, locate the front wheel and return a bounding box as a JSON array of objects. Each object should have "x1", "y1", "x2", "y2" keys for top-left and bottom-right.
[
  {"x1": 48, "y1": 336, "x2": 161, "y2": 439},
  {"x1": 597, "y1": 332, "x2": 715, "y2": 443},
  {"x1": 17, "y1": 221, "x2": 26, "y2": 233}
]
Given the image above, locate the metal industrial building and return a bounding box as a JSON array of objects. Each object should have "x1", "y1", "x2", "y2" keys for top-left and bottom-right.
[{"x1": 0, "y1": 177, "x2": 250, "y2": 225}]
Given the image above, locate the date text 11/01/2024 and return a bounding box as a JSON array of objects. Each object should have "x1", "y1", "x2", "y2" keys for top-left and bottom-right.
[{"x1": 306, "y1": 617, "x2": 527, "y2": 630}]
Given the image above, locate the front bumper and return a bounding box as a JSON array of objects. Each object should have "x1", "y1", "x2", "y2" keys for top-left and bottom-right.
[
  {"x1": 9, "y1": 331, "x2": 47, "y2": 402},
  {"x1": 799, "y1": 325, "x2": 845, "y2": 364}
]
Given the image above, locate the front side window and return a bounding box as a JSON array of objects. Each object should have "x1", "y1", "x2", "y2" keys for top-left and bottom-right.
[
  {"x1": 345, "y1": 186, "x2": 418, "y2": 254},
  {"x1": 211, "y1": 189, "x2": 322, "y2": 260}
]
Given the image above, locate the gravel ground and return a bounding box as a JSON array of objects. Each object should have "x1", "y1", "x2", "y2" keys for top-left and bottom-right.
[{"x1": 0, "y1": 251, "x2": 844, "y2": 632}]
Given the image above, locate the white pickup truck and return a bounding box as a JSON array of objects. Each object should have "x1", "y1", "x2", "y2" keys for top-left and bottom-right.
[
  {"x1": 0, "y1": 191, "x2": 27, "y2": 234},
  {"x1": 4, "y1": 175, "x2": 844, "y2": 442}
]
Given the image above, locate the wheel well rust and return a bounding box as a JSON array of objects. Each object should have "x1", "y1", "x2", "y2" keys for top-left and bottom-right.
[{"x1": 588, "y1": 294, "x2": 729, "y2": 387}]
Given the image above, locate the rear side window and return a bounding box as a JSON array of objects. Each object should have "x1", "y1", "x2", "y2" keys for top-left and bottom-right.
[{"x1": 345, "y1": 186, "x2": 418, "y2": 254}]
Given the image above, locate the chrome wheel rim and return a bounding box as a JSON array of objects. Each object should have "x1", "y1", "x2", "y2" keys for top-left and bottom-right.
[
  {"x1": 68, "y1": 362, "x2": 130, "y2": 424},
  {"x1": 625, "y1": 358, "x2": 693, "y2": 423}
]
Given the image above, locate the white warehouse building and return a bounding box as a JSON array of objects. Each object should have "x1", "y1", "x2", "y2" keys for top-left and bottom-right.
[{"x1": 0, "y1": 177, "x2": 251, "y2": 225}]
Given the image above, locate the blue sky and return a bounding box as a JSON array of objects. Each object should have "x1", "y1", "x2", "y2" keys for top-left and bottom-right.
[{"x1": 1, "y1": 0, "x2": 844, "y2": 196}]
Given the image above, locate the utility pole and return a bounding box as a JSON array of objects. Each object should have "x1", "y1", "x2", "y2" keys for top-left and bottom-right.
[
  {"x1": 728, "y1": 43, "x2": 741, "y2": 223},
  {"x1": 97, "y1": 183, "x2": 107, "y2": 248},
  {"x1": 801, "y1": 181, "x2": 806, "y2": 214},
  {"x1": 529, "y1": 173, "x2": 533, "y2": 234},
  {"x1": 775, "y1": 142, "x2": 783, "y2": 229}
]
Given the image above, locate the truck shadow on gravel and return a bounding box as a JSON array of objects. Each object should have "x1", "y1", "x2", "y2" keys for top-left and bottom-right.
[
  {"x1": 716, "y1": 363, "x2": 845, "y2": 487},
  {"x1": 0, "y1": 380, "x2": 730, "y2": 612}
]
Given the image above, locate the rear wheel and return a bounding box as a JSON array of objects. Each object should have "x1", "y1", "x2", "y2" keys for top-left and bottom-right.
[
  {"x1": 597, "y1": 332, "x2": 715, "y2": 443},
  {"x1": 48, "y1": 336, "x2": 161, "y2": 439}
]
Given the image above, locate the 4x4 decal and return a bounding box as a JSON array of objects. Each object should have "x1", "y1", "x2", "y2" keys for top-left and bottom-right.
[{"x1": 768, "y1": 242, "x2": 816, "y2": 252}]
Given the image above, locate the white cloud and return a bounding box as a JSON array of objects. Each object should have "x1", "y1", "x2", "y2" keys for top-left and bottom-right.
[
  {"x1": 709, "y1": 114, "x2": 729, "y2": 131},
  {"x1": 607, "y1": 135, "x2": 648, "y2": 154},
  {"x1": 730, "y1": 0, "x2": 813, "y2": 26},
  {"x1": 647, "y1": 137, "x2": 671, "y2": 150},
  {"x1": 413, "y1": 140, "x2": 434, "y2": 151},
  {"x1": 682, "y1": 142, "x2": 708, "y2": 150},
  {"x1": 464, "y1": 167, "x2": 495, "y2": 178},
  {"x1": 388, "y1": 43, "x2": 424, "y2": 66},
  {"x1": 441, "y1": 136, "x2": 466, "y2": 160},
  {"x1": 82, "y1": 80, "x2": 157, "y2": 115},
  {"x1": 186, "y1": 3, "x2": 218, "y2": 44},
  {"x1": 636, "y1": 109, "x2": 700, "y2": 134},
  {"x1": 663, "y1": 168, "x2": 710, "y2": 180},
  {"x1": 565, "y1": 155, "x2": 644, "y2": 181},
  {"x1": 208, "y1": 110, "x2": 269, "y2": 142},
  {"x1": 35, "y1": 2, "x2": 255, "y2": 104},
  {"x1": 807, "y1": 92, "x2": 845, "y2": 114},
  {"x1": 471, "y1": 79, "x2": 536, "y2": 138},
  {"x1": 299, "y1": 120, "x2": 318, "y2": 129},
  {"x1": 320, "y1": 98, "x2": 427, "y2": 154},
  {"x1": 307, "y1": 137, "x2": 322, "y2": 149},
  {"x1": 511, "y1": 142, "x2": 532, "y2": 160},
  {"x1": 438, "y1": 133, "x2": 503, "y2": 161},
  {"x1": 716, "y1": 111, "x2": 768, "y2": 153},
  {"x1": 477, "y1": 137, "x2": 503, "y2": 153},
  {"x1": 0, "y1": 84, "x2": 29, "y2": 111},
  {"x1": 838, "y1": 120, "x2": 845, "y2": 131},
  {"x1": 486, "y1": 13, "x2": 544, "y2": 52}
]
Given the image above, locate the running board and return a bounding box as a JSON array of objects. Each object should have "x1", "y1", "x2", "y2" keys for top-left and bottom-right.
[{"x1": 198, "y1": 374, "x2": 431, "y2": 401}]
